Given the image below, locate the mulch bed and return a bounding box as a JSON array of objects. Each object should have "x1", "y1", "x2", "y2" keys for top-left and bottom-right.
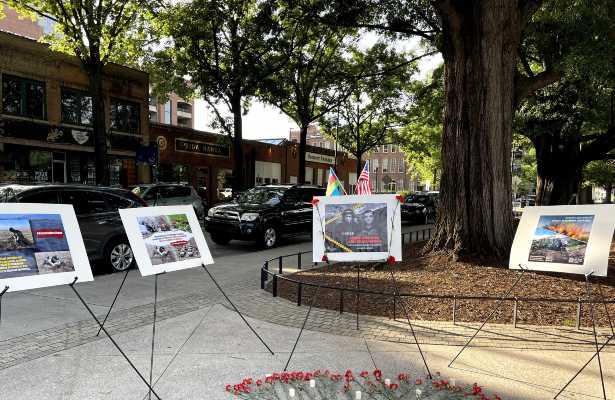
[{"x1": 267, "y1": 243, "x2": 615, "y2": 327}]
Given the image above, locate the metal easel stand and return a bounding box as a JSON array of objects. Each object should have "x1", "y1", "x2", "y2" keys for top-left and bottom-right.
[
  {"x1": 201, "y1": 264, "x2": 274, "y2": 355},
  {"x1": 388, "y1": 266, "x2": 433, "y2": 379},
  {"x1": 69, "y1": 277, "x2": 163, "y2": 400},
  {"x1": 448, "y1": 265, "x2": 528, "y2": 368},
  {"x1": 97, "y1": 269, "x2": 131, "y2": 336},
  {"x1": 553, "y1": 271, "x2": 612, "y2": 400},
  {"x1": 148, "y1": 272, "x2": 162, "y2": 400},
  {"x1": 0, "y1": 285, "x2": 9, "y2": 324}
]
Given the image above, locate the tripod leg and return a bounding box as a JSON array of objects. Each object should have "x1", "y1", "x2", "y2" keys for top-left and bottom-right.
[
  {"x1": 284, "y1": 285, "x2": 322, "y2": 372},
  {"x1": 149, "y1": 273, "x2": 160, "y2": 400},
  {"x1": 389, "y1": 268, "x2": 432, "y2": 379},
  {"x1": 0, "y1": 286, "x2": 8, "y2": 324},
  {"x1": 585, "y1": 275, "x2": 607, "y2": 400},
  {"x1": 201, "y1": 265, "x2": 274, "y2": 355},
  {"x1": 448, "y1": 268, "x2": 526, "y2": 368},
  {"x1": 69, "y1": 278, "x2": 163, "y2": 400},
  {"x1": 97, "y1": 269, "x2": 130, "y2": 336}
]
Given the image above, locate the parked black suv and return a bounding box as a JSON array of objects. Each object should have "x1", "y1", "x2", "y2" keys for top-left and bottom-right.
[
  {"x1": 0, "y1": 184, "x2": 146, "y2": 272},
  {"x1": 205, "y1": 185, "x2": 325, "y2": 248},
  {"x1": 401, "y1": 192, "x2": 438, "y2": 224}
]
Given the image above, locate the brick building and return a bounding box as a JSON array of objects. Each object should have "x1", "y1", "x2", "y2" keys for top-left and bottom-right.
[
  {"x1": 151, "y1": 124, "x2": 356, "y2": 206},
  {"x1": 0, "y1": 31, "x2": 150, "y2": 186},
  {"x1": 289, "y1": 124, "x2": 422, "y2": 193}
]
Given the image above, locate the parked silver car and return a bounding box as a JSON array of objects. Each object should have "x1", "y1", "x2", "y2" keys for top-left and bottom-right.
[{"x1": 131, "y1": 184, "x2": 206, "y2": 219}]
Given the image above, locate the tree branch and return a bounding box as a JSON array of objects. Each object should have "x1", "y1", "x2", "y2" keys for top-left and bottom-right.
[{"x1": 515, "y1": 68, "x2": 561, "y2": 105}]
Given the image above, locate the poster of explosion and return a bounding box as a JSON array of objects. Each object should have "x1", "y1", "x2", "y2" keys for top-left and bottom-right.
[
  {"x1": 528, "y1": 215, "x2": 594, "y2": 265},
  {"x1": 0, "y1": 214, "x2": 74, "y2": 278},
  {"x1": 137, "y1": 214, "x2": 200, "y2": 266},
  {"x1": 324, "y1": 203, "x2": 388, "y2": 253}
]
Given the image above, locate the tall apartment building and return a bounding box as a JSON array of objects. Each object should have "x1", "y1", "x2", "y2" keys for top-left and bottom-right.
[
  {"x1": 289, "y1": 124, "x2": 421, "y2": 193},
  {"x1": 149, "y1": 93, "x2": 194, "y2": 128}
]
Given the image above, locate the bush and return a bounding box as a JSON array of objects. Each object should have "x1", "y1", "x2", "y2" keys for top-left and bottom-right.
[{"x1": 225, "y1": 369, "x2": 503, "y2": 399}]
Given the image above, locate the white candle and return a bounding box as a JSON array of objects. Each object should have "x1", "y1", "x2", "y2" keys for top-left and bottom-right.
[
  {"x1": 289, "y1": 388, "x2": 295, "y2": 397},
  {"x1": 355, "y1": 390, "x2": 362, "y2": 399},
  {"x1": 385, "y1": 378, "x2": 391, "y2": 385},
  {"x1": 309, "y1": 379, "x2": 316, "y2": 388}
]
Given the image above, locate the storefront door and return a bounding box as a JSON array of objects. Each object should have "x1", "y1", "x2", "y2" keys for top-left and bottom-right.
[{"x1": 51, "y1": 152, "x2": 66, "y2": 183}]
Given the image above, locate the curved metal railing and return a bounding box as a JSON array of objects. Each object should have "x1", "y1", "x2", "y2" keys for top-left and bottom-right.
[{"x1": 259, "y1": 227, "x2": 615, "y2": 329}]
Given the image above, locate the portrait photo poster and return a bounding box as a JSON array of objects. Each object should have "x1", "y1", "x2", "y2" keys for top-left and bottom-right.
[
  {"x1": 120, "y1": 205, "x2": 213, "y2": 276},
  {"x1": 0, "y1": 203, "x2": 92, "y2": 292},
  {"x1": 509, "y1": 205, "x2": 615, "y2": 277},
  {"x1": 313, "y1": 194, "x2": 402, "y2": 262}
]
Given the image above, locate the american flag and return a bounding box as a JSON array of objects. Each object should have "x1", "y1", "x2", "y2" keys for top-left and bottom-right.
[{"x1": 355, "y1": 161, "x2": 372, "y2": 195}]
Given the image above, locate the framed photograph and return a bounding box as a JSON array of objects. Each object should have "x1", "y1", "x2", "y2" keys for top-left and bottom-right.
[
  {"x1": 509, "y1": 205, "x2": 615, "y2": 277},
  {"x1": 312, "y1": 194, "x2": 402, "y2": 262},
  {"x1": 119, "y1": 205, "x2": 213, "y2": 276},
  {"x1": 0, "y1": 204, "x2": 92, "y2": 292}
]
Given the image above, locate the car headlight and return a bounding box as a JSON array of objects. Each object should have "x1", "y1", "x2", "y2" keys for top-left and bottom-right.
[
  {"x1": 207, "y1": 208, "x2": 216, "y2": 217},
  {"x1": 241, "y1": 213, "x2": 259, "y2": 222}
]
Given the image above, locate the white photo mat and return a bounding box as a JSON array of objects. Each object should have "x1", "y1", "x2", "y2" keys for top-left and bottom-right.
[
  {"x1": 312, "y1": 194, "x2": 402, "y2": 262},
  {"x1": 0, "y1": 203, "x2": 93, "y2": 292},
  {"x1": 120, "y1": 205, "x2": 213, "y2": 276},
  {"x1": 509, "y1": 205, "x2": 615, "y2": 277}
]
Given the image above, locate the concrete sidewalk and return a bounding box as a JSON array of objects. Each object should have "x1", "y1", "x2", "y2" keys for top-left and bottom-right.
[{"x1": 0, "y1": 303, "x2": 612, "y2": 400}]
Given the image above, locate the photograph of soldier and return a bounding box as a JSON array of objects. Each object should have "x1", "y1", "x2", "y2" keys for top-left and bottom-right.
[
  {"x1": 324, "y1": 203, "x2": 387, "y2": 253},
  {"x1": 528, "y1": 215, "x2": 594, "y2": 265},
  {"x1": 0, "y1": 214, "x2": 75, "y2": 278}
]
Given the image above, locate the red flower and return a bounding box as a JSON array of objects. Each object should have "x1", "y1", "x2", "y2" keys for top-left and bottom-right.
[
  {"x1": 225, "y1": 384, "x2": 231, "y2": 392},
  {"x1": 359, "y1": 370, "x2": 369, "y2": 378},
  {"x1": 395, "y1": 194, "x2": 405, "y2": 203},
  {"x1": 322, "y1": 254, "x2": 329, "y2": 262},
  {"x1": 373, "y1": 369, "x2": 382, "y2": 380},
  {"x1": 256, "y1": 380, "x2": 262, "y2": 386},
  {"x1": 387, "y1": 255, "x2": 396, "y2": 265},
  {"x1": 398, "y1": 373, "x2": 409, "y2": 381}
]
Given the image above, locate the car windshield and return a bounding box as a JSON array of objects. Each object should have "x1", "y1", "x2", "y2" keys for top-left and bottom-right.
[
  {"x1": 131, "y1": 186, "x2": 150, "y2": 197},
  {"x1": 405, "y1": 195, "x2": 430, "y2": 204},
  {"x1": 0, "y1": 186, "x2": 28, "y2": 202},
  {"x1": 237, "y1": 187, "x2": 285, "y2": 205}
]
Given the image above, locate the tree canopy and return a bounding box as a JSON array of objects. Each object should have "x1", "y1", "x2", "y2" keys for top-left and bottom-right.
[{"x1": 151, "y1": 0, "x2": 290, "y2": 190}]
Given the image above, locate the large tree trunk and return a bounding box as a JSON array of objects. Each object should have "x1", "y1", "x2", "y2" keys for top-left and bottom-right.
[
  {"x1": 534, "y1": 135, "x2": 582, "y2": 205},
  {"x1": 231, "y1": 95, "x2": 244, "y2": 192},
  {"x1": 87, "y1": 64, "x2": 109, "y2": 186},
  {"x1": 605, "y1": 183, "x2": 613, "y2": 204},
  {"x1": 431, "y1": 2, "x2": 521, "y2": 259},
  {"x1": 298, "y1": 124, "x2": 308, "y2": 184}
]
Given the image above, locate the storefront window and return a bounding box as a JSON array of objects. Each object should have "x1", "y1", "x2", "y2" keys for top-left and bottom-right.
[
  {"x1": 29, "y1": 150, "x2": 51, "y2": 183},
  {"x1": 2, "y1": 74, "x2": 46, "y2": 119},
  {"x1": 216, "y1": 169, "x2": 233, "y2": 200},
  {"x1": 61, "y1": 88, "x2": 92, "y2": 126},
  {"x1": 110, "y1": 99, "x2": 140, "y2": 133}
]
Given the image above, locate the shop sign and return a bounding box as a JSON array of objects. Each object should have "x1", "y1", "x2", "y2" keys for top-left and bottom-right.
[
  {"x1": 175, "y1": 138, "x2": 229, "y2": 158},
  {"x1": 306, "y1": 152, "x2": 335, "y2": 165},
  {"x1": 71, "y1": 129, "x2": 90, "y2": 145}
]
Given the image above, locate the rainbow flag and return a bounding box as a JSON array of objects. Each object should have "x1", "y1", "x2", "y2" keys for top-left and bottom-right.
[{"x1": 326, "y1": 167, "x2": 346, "y2": 196}]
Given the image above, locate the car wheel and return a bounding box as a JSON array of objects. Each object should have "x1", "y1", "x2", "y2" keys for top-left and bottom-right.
[
  {"x1": 211, "y1": 233, "x2": 231, "y2": 245},
  {"x1": 106, "y1": 238, "x2": 134, "y2": 272},
  {"x1": 260, "y1": 226, "x2": 278, "y2": 248}
]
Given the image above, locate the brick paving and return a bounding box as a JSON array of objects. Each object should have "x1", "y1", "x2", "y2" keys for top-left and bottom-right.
[{"x1": 1, "y1": 240, "x2": 614, "y2": 372}]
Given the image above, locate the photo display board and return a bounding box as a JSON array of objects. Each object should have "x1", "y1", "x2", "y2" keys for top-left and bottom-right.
[
  {"x1": 0, "y1": 204, "x2": 93, "y2": 292},
  {"x1": 509, "y1": 205, "x2": 615, "y2": 277},
  {"x1": 313, "y1": 194, "x2": 402, "y2": 262},
  {"x1": 120, "y1": 205, "x2": 213, "y2": 276}
]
